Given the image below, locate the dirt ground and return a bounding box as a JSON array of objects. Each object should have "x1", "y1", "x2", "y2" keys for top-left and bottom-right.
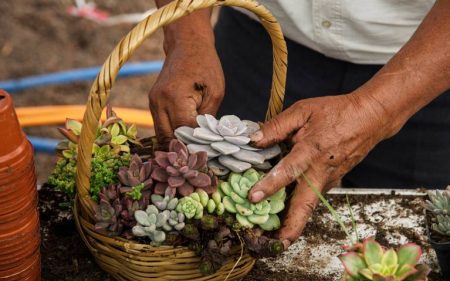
[{"x1": 0, "y1": 0, "x2": 165, "y2": 184}]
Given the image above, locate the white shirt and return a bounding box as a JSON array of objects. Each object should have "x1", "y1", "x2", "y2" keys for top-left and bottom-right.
[{"x1": 237, "y1": 0, "x2": 435, "y2": 64}]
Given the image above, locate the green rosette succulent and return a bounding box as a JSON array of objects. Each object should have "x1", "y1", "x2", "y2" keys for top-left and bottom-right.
[
  {"x1": 340, "y1": 238, "x2": 430, "y2": 281},
  {"x1": 219, "y1": 169, "x2": 286, "y2": 231},
  {"x1": 176, "y1": 189, "x2": 225, "y2": 219},
  {"x1": 425, "y1": 186, "x2": 450, "y2": 236}
]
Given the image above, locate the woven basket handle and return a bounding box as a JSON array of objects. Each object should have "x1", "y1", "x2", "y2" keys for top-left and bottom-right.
[{"x1": 76, "y1": 0, "x2": 288, "y2": 213}]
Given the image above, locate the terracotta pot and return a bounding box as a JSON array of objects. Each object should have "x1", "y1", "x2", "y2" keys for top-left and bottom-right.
[{"x1": 0, "y1": 90, "x2": 40, "y2": 280}]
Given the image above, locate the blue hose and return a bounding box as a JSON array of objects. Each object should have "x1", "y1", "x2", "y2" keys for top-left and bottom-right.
[
  {"x1": 0, "y1": 60, "x2": 163, "y2": 93},
  {"x1": 28, "y1": 137, "x2": 60, "y2": 154}
]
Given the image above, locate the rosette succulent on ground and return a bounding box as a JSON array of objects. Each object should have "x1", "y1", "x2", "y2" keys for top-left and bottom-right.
[
  {"x1": 339, "y1": 238, "x2": 430, "y2": 281},
  {"x1": 425, "y1": 187, "x2": 450, "y2": 236},
  {"x1": 151, "y1": 139, "x2": 217, "y2": 196},
  {"x1": 132, "y1": 193, "x2": 185, "y2": 244},
  {"x1": 219, "y1": 169, "x2": 285, "y2": 231},
  {"x1": 174, "y1": 114, "x2": 281, "y2": 175}
]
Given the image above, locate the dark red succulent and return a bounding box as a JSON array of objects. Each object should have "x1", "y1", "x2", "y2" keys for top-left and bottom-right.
[{"x1": 151, "y1": 139, "x2": 217, "y2": 196}]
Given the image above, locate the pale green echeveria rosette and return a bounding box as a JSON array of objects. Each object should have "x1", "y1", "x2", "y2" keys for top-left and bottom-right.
[
  {"x1": 176, "y1": 188, "x2": 225, "y2": 219},
  {"x1": 132, "y1": 194, "x2": 185, "y2": 244},
  {"x1": 219, "y1": 169, "x2": 286, "y2": 231}
]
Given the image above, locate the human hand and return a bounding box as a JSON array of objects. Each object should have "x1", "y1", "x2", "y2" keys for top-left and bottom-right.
[
  {"x1": 148, "y1": 34, "x2": 224, "y2": 146},
  {"x1": 248, "y1": 93, "x2": 396, "y2": 249}
]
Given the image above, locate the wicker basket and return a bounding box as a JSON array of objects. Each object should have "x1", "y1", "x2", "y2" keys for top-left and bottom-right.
[{"x1": 73, "y1": 0, "x2": 287, "y2": 280}]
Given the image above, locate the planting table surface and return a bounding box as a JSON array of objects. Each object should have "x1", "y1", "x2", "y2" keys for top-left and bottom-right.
[{"x1": 39, "y1": 187, "x2": 446, "y2": 281}]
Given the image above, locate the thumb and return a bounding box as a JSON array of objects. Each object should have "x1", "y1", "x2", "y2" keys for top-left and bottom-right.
[{"x1": 250, "y1": 103, "x2": 310, "y2": 148}]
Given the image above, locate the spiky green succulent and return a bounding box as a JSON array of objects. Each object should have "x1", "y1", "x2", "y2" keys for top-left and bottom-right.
[
  {"x1": 432, "y1": 214, "x2": 450, "y2": 236},
  {"x1": 425, "y1": 187, "x2": 450, "y2": 236},
  {"x1": 425, "y1": 187, "x2": 450, "y2": 216},
  {"x1": 219, "y1": 169, "x2": 285, "y2": 231},
  {"x1": 132, "y1": 194, "x2": 185, "y2": 244},
  {"x1": 339, "y1": 238, "x2": 430, "y2": 281},
  {"x1": 57, "y1": 105, "x2": 141, "y2": 154}
]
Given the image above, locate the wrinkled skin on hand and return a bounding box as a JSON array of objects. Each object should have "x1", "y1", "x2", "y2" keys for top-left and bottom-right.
[
  {"x1": 148, "y1": 40, "x2": 224, "y2": 146},
  {"x1": 248, "y1": 93, "x2": 394, "y2": 249}
]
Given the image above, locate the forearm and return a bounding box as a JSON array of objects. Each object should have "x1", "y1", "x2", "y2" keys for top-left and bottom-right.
[
  {"x1": 354, "y1": 0, "x2": 450, "y2": 138},
  {"x1": 155, "y1": 0, "x2": 214, "y2": 53}
]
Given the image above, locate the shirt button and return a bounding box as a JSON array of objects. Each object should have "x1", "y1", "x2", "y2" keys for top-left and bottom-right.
[{"x1": 321, "y1": 20, "x2": 332, "y2": 28}]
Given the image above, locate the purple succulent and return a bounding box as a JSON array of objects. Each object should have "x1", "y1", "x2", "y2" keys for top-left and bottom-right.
[
  {"x1": 93, "y1": 184, "x2": 123, "y2": 236},
  {"x1": 151, "y1": 139, "x2": 217, "y2": 197},
  {"x1": 118, "y1": 154, "x2": 153, "y2": 198}
]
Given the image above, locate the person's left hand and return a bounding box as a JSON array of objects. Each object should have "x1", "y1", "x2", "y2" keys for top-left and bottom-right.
[{"x1": 248, "y1": 93, "x2": 397, "y2": 249}]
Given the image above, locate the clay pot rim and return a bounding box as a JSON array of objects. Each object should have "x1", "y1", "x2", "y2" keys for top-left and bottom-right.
[{"x1": 0, "y1": 138, "x2": 32, "y2": 173}]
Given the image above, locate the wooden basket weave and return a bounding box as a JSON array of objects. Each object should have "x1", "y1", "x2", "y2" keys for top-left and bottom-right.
[{"x1": 73, "y1": 0, "x2": 287, "y2": 280}]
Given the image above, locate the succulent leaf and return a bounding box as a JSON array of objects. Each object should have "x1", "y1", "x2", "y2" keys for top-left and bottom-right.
[
  {"x1": 218, "y1": 169, "x2": 286, "y2": 230},
  {"x1": 151, "y1": 139, "x2": 217, "y2": 196},
  {"x1": 174, "y1": 115, "x2": 282, "y2": 176}
]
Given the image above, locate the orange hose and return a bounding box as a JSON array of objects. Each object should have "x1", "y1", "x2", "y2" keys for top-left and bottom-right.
[{"x1": 16, "y1": 105, "x2": 154, "y2": 128}]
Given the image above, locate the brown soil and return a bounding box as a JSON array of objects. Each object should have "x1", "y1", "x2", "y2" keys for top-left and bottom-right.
[{"x1": 0, "y1": 0, "x2": 164, "y2": 184}]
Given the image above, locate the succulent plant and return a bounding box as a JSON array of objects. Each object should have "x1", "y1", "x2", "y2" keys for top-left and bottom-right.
[
  {"x1": 176, "y1": 196, "x2": 204, "y2": 220},
  {"x1": 339, "y1": 238, "x2": 430, "y2": 281},
  {"x1": 175, "y1": 189, "x2": 225, "y2": 220},
  {"x1": 424, "y1": 187, "x2": 450, "y2": 236},
  {"x1": 243, "y1": 228, "x2": 285, "y2": 258},
  {"x1": 431, "y1": 215, "x2": 450, "y2": 236},
  {"x1": 57, "y1": 105, "x2": 141, "y2": 155},
  {"x1": 174, "y1": 114, "x2": 281, "y2": 175},
  {"x1": 219, "y1": 169, "x2": 285, "y2": 230},
  {"x1": 93, "y1": 184, "x2": 123, "y2": 236},
  {"x1": 49, "y1": 145, "x2": 131, "y2": 199},
  {"x1": 425, "y1": 186, "x2": 450, "y2": 216},
  {"x1": 151, "y1": 139, "x2": 217, "y2": 197},
  {"x1": 118, "y1": 154, "x2": 153, "y2": 200},
  {"x1": 132, "y1": 194, "x2": 185, "y2": 244},
  {"x1": 119, "y1": 195, "x2": 148, "y2": 230}
]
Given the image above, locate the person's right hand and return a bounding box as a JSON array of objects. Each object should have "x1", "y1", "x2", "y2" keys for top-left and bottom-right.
[{"x1": 148, "y1": 38, "x2": 224, "y2": 146}]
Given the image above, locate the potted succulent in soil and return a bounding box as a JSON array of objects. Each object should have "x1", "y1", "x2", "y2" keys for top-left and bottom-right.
[
  {"x1": 424, "y1": 187, "x2": 450, "y2": 280},
  {"x1": 304, "y1": 177, "x2": 432, "y2": 281},
  {"x1": 48, "y1": 109, "x2": 287, "y2": 276}
]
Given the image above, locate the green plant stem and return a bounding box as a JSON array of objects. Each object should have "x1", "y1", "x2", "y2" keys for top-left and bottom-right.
[
  {"x1": 346, "y1": 194, "x2": 359, "y2": 243},
  {"x1": 301, "y1": 173, "x2": 353, "y2": 243}
]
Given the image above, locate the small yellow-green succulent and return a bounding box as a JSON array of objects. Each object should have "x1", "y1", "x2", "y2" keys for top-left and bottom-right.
[
  {"x1": 219, "y1": 169, "x2": 286, "y2": 231},
  {"x1": 176, "y1": 189, "x2": 225, "y2": 219}
]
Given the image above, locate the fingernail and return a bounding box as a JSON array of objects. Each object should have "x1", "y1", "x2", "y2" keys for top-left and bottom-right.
[
  {"x1": 251, "y1": 191, "x2": 265, "y2": 202},
  {"x1": 250, "y1": 130, "x2": 263, "y2": 142},
  {"x1": 282, "y1": 239, "x2": 291, "y2": 249}
]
